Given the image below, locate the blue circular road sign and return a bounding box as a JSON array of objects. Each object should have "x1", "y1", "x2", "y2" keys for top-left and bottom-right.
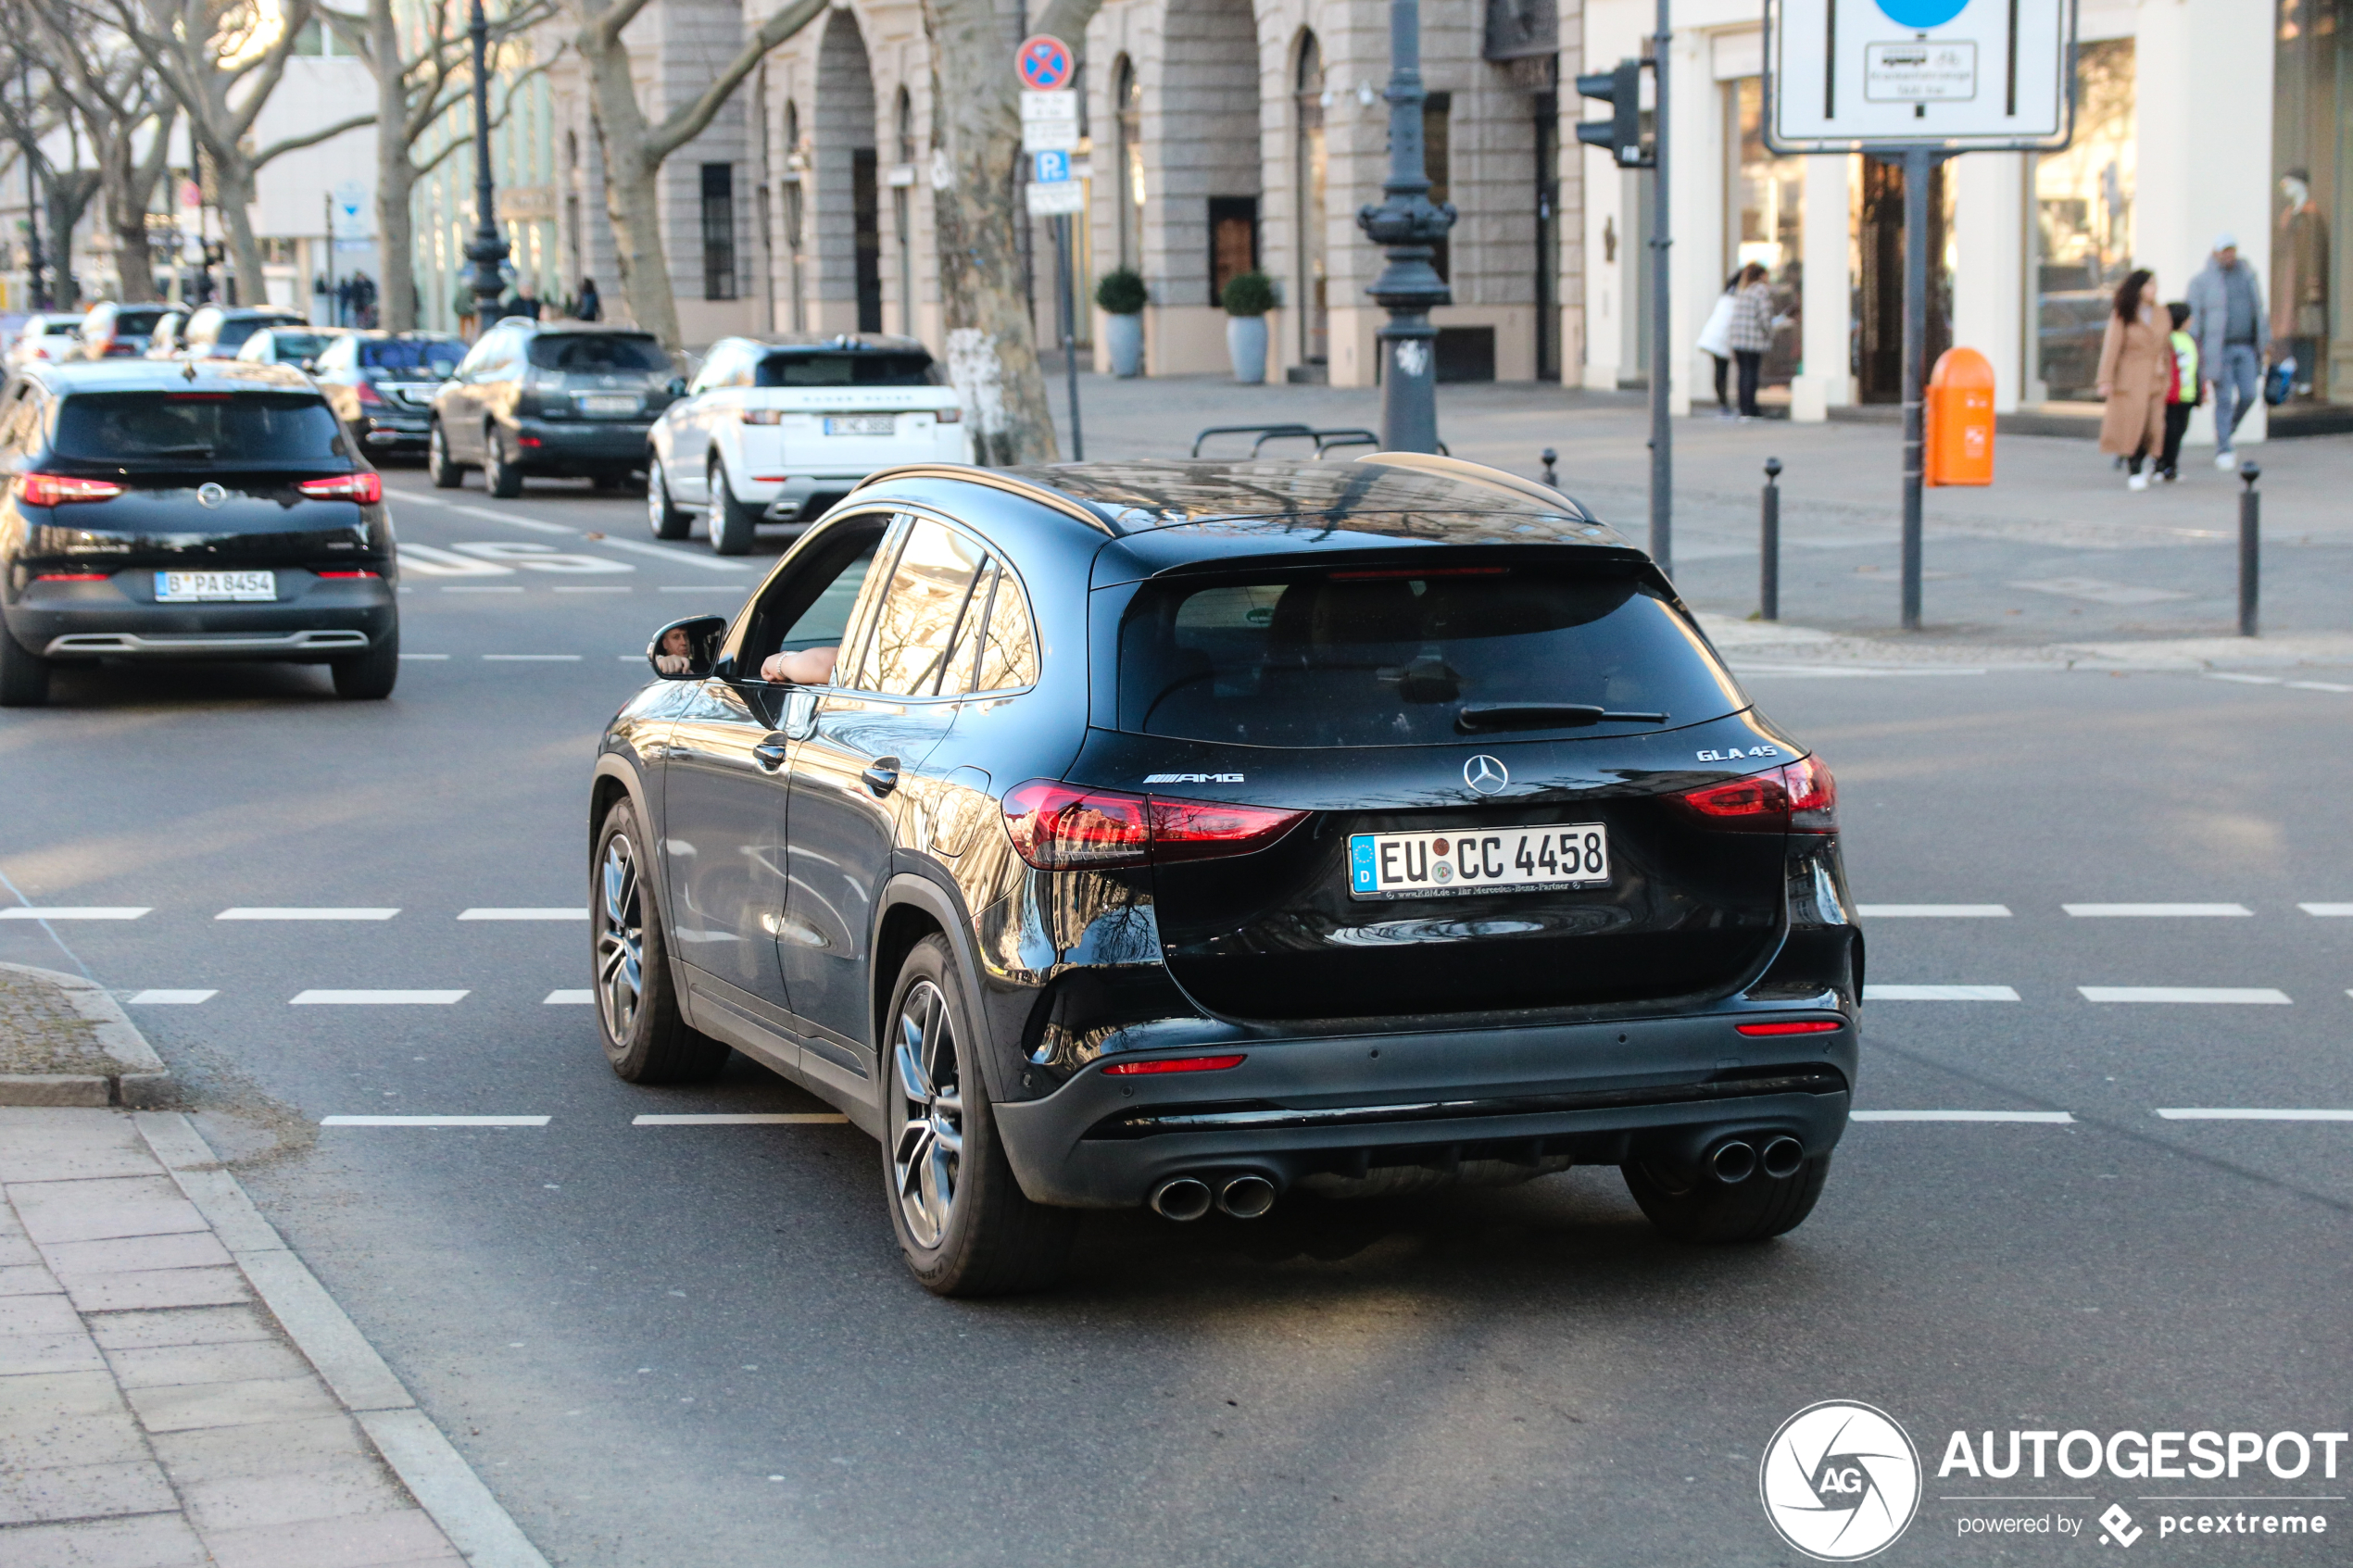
[{"x1": 1874, "y1": 0, "x2": 1970, "y2": 28}]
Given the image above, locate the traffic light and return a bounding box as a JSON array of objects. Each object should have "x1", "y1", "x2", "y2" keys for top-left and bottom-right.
[{"x1": 1575, "y1": 58, "x2": 1653, "y2": 169}]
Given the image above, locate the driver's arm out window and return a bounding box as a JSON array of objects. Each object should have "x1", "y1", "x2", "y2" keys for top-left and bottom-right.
[{"x1": 740, "y1": 512, "x2": 901, "y2": 684}]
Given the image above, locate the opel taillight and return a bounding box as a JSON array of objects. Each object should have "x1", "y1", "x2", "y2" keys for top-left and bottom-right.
[
  {"x1": 296, "y1": 472, "x2": 384, "y2": 504},
  {"x1": 1002, "y1": 782, "x2": 1306, "y2": 871},
  {"x1": 19, "y1": 472, "x2": 124, "y2": 507},
  {"x1": 1672, "y1": 757, "x2": 1837, "y2": 834},
  {"x1": 354, "y1": 380, "x2": 384, "y2": 406}
]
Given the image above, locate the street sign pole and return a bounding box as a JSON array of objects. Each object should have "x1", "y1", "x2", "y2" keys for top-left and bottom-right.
[
  {"x1": 1018, "y1": 50, "x2": 1085, "y2": 461},
  {"x1": 322, "y1": 192, "x2": 336, "y2": 328},
  {"x1": 1649, "y1": 0, "x2": 1673, "y2": 578},
  {"x1": 1899, "y1": 143, "x2": 1931, "y2": 630},
  {"x1": 1053, "y1": 213, "x2": 1083, "y2": 460}
]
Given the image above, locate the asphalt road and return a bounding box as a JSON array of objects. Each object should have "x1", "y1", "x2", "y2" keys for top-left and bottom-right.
[{"x1": 3, "y1": 473, "x2": 2348, "y2": 1567}]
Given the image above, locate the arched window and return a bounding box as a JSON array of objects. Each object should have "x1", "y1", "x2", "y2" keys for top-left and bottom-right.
[
  {"x1": 783, "y1": 100, "x2": 805, "y2": 331},
  {"x1": 1114, "y1": 56, "x2": 1142, "y2": 271},
  {"x1": 893, "y1": 86, "x2": 916, "y2": 334},
  {"x1": 1295, "y1": 33, "x2": 1327, "y2": 366}
]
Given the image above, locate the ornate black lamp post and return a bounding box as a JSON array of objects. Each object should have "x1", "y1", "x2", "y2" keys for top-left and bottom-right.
[
  {"x1": 463, "y1": 0, "x2": 508, "y2": 328},
  {"x1": 1354, "y1": 0, "x2": 1455, "y2": 453}
]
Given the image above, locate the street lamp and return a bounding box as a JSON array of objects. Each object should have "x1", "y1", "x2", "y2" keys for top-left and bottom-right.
[
  {"x1": 1354, "y1": 0, "x2": 1454, "y2": 454},
  {"x1": 463, "y1": 0, "x2": 508, "y2": 328}
]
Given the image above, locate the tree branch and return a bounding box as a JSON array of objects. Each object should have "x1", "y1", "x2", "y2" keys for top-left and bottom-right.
[
  {"x1": 641, "y1": 0, "x2": 824, "y2": 164},
  {"x1": 250, "y1": 107, "x2": 374, "y2": 168}
]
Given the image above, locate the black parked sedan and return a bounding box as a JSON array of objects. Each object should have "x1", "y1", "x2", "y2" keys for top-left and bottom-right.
[
  {"x1": 589, "y1": 456, "x2": 1860, "y2": 1296},
  {"x1": 313, "y1": 332, "x2": 465, "y2": 458},
  {"x1": 429, "y1": 321, "x2": 677, "y2": 495},
  {"x1": 0, "y1": 360, "x2": 397, "y2": 706}
]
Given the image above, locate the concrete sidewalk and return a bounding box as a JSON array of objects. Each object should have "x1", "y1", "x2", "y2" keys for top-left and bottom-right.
[{"x1": 0, "y1": 1107, "x2": 545, "y2": 1568}]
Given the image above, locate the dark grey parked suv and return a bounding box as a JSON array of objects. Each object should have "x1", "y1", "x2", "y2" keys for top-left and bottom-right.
[{"x1": 429, "y1": 321, "x2": 679, "y2": 495}]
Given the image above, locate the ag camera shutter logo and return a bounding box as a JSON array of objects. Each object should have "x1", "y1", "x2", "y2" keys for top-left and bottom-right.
[{"x1": 1760, "y1": 1401, "x2": 1922, "y2": 1561}]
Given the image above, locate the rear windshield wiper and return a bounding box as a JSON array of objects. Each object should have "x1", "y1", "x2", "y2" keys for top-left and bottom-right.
[{"x1": 1454, "y1": 703, "x2": 1668, "y2": 734}]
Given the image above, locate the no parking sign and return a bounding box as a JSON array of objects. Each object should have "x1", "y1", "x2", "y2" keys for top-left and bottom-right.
[{"x1": 1015, "y1": 34, "x2": 1073, "y2": 92}]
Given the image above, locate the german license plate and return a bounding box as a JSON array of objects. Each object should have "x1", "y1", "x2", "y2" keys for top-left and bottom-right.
[
  {"x1": 156, "y1": 570, "x2": 275, "y2": 603},
  {"x1": 1348, "y1": 823, "x2": 1609, "y2": 899},
  {"x1": 823, "y1": 415, "x2": 895, "y2": 436},
  {"x1": 578, "y1": 393, "x2": 638, "y2": 416}
]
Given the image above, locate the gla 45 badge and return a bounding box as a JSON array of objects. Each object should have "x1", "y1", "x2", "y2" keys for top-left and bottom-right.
[{"x1": 1696, "y1": 745, "x2": 1780, "y2": 762}]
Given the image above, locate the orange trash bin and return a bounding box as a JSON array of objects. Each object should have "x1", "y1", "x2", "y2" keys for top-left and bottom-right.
[{"x1": 1926, "y1": 347, "x2": 1995, "y2": 485}]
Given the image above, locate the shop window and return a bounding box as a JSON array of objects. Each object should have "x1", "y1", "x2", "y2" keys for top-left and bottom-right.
[
  {"x1": 701, "y1": 163, "x2": 737, "y2": 302},
  {"x1": 1114, "y1": 56, "x2": 1143, "y2": 272},
  {"x1": 2275, "y1": 0, "x2": 2346, "y2": 408},
  {"x1": 1726, "y1": 77, "x2": 1805, "y2": 388},
  {"x1": 1208, "y1": 196, "x2": 1259, "y2": 306},
  {"x1": 1424, "y1": 92, "x2": 1453, "y2": 284},
  {"x1": 2029, "y1": 40, "x2": 2133, "y2": 402},
  {"x1": 1296, "y1": 32, "x2": 1328, "y2": 366}
]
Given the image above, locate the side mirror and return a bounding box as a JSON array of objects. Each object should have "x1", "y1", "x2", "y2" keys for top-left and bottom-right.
[
  {"x1": 647, "y1": 614, "x2": 726, "y2": 680},
  {"x1": 667, "y1": 377, "x2": 688, "y2": 399}
]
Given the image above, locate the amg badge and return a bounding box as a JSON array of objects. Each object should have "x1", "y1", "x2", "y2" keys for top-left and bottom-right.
[{"x1": 1143, "y1": 772, "x2": 1244, "y2": 784}]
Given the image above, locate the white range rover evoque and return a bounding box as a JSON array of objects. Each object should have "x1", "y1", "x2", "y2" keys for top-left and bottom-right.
[{"x1": 646, "y1": 333, "x2": 971, "y2": 555}]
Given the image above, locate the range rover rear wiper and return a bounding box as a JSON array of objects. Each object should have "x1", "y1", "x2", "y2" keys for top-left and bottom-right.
[{"x1": 1454, "y1": 703, "x2": 1668, "y2": 734}]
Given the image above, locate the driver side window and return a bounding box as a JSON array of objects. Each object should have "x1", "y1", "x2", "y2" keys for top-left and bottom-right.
[{"x1": 737, "y1": 512, "x2": 900, "y2": 684}]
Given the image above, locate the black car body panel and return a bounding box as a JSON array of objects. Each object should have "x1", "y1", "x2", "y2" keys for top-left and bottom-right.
[
  {"x1": 433, "y1": 321, "x2": 678, "y2": 481},
  {"x1": 315, "y1": 332, "x2": 465, "y2": 454},
  {"x1": 593, "y1": 458, "x2": 1860, "y2": 1213}
]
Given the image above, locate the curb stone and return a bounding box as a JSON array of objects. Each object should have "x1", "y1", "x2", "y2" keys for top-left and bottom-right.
[{"x1": 0, "y1": 960, "x2": 175, "y2": 1107}]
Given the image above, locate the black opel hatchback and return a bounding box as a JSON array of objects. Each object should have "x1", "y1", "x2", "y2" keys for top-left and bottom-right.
[
  {"x1": 590, "y1": 455, "x2": 1860, "y2": 1295},
  {"x1": 0, "y1": 361, "x2": 396, "y2": 706}
]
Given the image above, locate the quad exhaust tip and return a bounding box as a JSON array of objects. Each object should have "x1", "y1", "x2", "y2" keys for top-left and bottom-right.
[
  {"x1": 1707, "y1": 1136, "x2": 1806, "y2": 1184},
  {"x1": 1150, "y1": 1176, "x2": 1214, "y2": 1223},
  {"x1": 1216, "y1": 1173, "x2": 1277, "y2": 1219},
  {"x1": 1708, "y1": 1140, "x2": 1757, "y2": 1184},
  {"x1": 1760, "y1": 1135, "x2": 1806, "y2": 1180},
  {"x1": 1150, "y1": 1173, "x2": 1277, "y2": 1221}
]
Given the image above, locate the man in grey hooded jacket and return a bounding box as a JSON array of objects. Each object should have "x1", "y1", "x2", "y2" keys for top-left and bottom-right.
[{"x1": 2186, "y1": 234, "x2": 2269, "y2": 467}]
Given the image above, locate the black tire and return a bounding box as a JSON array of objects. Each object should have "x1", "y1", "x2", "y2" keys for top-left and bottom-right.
[
  {"x1": 427, "y1": 422, "x2": 464, "y2": 488},
  {"x1": 708, "y1": 462, "x2": 758, "y2": 556},
  {"x1": 1622, "y1": 1152, "x2": 1831, "y2": 1243},
  {"x1": 646, "y1": 455, "x2": 691, "y2": 540},
  {"x1": 883, "y1": 935, "x2": 1076, "y2": 1296},
  {"x1": 593, "y1": 798, "x2": 729, "y2": 1084},
  {"x1": 484, "y1": 430, "x2": 524, "y2": 498},
  {"x1": 330, "y1": 627, "x2": 399, "y2": 700},
  {"x1": 0, "y1": 627, "x2": 50, "y2": 707}
]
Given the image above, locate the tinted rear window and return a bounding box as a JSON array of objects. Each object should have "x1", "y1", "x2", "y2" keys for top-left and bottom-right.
[
  {"x1": 1116, "y1": 564, "x2": 1745, "y2": 747},
  {"x1": 114, "y1": 309, "x2": 167, "y2": 332},
  {"x1": 362, "y1": 339, "x2": 463, "y2": 375},
  {"x1": 54, "y1": 392, "x2": 346, "y2": 464},
  {"x1": 42, "y1": 320, "x2": 79, "y2": 336},
  {"x1": 757, "y1": 352, "x2": 937, "y2": 386},
  {"x1": 528, "y1": 334, "x2": 669, "y2": 372},
  {"x1": 270, "y1": 333, "x2": 332, "y2": 360}
]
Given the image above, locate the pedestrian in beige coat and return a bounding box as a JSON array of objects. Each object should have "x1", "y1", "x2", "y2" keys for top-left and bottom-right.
[{"x1": 2097, "y1": 268, "x2": 2169, "y2": 490}]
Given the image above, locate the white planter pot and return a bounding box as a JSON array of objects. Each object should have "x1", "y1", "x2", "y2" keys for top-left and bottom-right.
[
  {"x1": 1105, "y1": 312, "x2": 1144, "y2": 378},
  {"x1": 1227, "y1": 314, "x2": 1268, "y2": 384}
]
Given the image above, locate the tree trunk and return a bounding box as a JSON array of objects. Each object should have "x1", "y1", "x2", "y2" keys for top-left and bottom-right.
[
  {"x1": 583, "y1": 38, "x2": 680, "y2": 346},
  {"x1": 920, "y1": 0, "x2": 1055, "y2": 465},
  {"x1": 371, "y1": 2, "x2": 418, "y2": 332},
  {"x1": 97, "y1": 133, "x2": 155, "y2": 303},
  {"x1": 209, "y1": 154, "x2": 266, "y2": 310}
]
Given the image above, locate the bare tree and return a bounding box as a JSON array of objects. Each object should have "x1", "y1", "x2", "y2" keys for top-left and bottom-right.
[
  {"x1": 17, "y1": 2, "x2": 179, "y2": 301},
  {"x1": 917, "y1": 0, "x2": 1098, "y2": 464},
  {"x1": 111, "y1": 0, "x2": 374, "y2": 307},
  {"x1": 569, "y1": 0, "x2": 824, "y2": 346},
  {"x1": 0, "y1": 45, "x2": 105, "y2": 305},
  {"x1": 321, "y1": 0, "x2": 558, "y2": 332}
]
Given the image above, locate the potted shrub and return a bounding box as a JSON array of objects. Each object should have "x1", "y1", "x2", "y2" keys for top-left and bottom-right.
[
  {"x1": 1095, "y1": 268, "x2": 1147, "y2": 378},
  {"x1": 1220, "y1": 270, "x2": 1276, "y2": 384}
]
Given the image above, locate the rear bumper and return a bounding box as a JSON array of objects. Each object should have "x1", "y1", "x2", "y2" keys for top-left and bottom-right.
[
  {"x1": 356, "y1": 413, "x2": 430, "y2": 447},
  {"x1": 514, "y1": 419, "x2": 651, "y2": 471},
  {"x1": 735, "y1": 472, "x2": 868, "y2": 521},
  {"x1": 992, "y1": 1010, "x2": 1856, "y2": 1209},
  {"x1": 6, "y1": 577, "x2": 397, "y2": 661}
]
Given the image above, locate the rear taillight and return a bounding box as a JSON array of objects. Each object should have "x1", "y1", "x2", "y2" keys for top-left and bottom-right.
[
  {"x1": 19, "y1": 472, "x2": 124, "y2": 507},
  {"x1": 33, "y1": 571, "x2": 110, "y2": 582},
  {"x1": 313, "y1": 570, "x2": 380, "y2": 579},
  {"x1": 1001, "y1": 781, "x2": 1307, "y2": 871},
  {"x1": 1672, "y1": 757, "x2": 1836, "y2": 834},
  {"x1": 1735, "y1": 1020, "x2": 1843, "y2": 1036},
  {"x1": 1100, "y1": 1054, "x2": 1247, "y2": 1076},
  {"x1": 354, "y1": 380, "x2": 384, "y2": 406},
  {"x1": 935, "y1": 408, "x2": 962, "y2": 423},
  {"x1": 296, "y1": 472, "x2": 384, "y2": 504}
]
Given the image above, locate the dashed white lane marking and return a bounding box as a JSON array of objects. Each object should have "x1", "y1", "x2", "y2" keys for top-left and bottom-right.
[
  {"x1": 1851, "y1": 1110, "x2": 2075, "y2": 1123},
  {"x1": 553, "y1": 585, "x2": 633, "y2": 594},
  {"x1": 483, "y1": 654, "x2": 583, "y2": 661},
  {"x1": 0, "y1": 907, "x2": 151, "y2": 920},
  {"x1": 661, "y1": 584, "x2": 731, "y2": 593},
  {"x1": 461, "y1": 908, "x2": 587, "y2": 921},
  {"x1": 1856, "y1": 904, "x2": 2011, "y2": 918},
  {"x1": 1866, "y1": 985, "x2": 2020, "y2": 1001},
  {"x1": 2289, "y1": 681, "x2": 2353, "y2": 693},
  {"x1": 442, "y1": 586, "x2": 525, "y2": 594},
  {"x1": 2156, "y1": 1109, "x2": 2353, "y2": 1121},
  {"x1": 321, "y1": 1115, "x2": 550, "y2": 1126},
  {"x1": 2078, "y1": 986, "x2": 2292, "y2": 1005},
  {"x1": 544, "y1": 989, "x2": 593, "y2": 1004},
  {"x1": 2303, "y1": 903, "x2": 2353, "y2": 916},
  {"x1": 220, "y1": 908, "x2": 399, "y2": 921},
  {"x1": 589, "y1": 535, "x2": 753, "y2": 573},
  {"x1": 128, "y1": 989, "x2": 215, "y2": 1005},
  {"x1": 398, "y1": 654, "x2": 452, "y2": 661},
  {"x1": 291, "y1": 989, "x2": 470, "y2": 1005},
  {"x1": 632, "y1": 1113, "x2": 850, "y2": 1125},
  {"x1": 2206, "y1": 672, "x2": 2284, "y2": 685},
  {"x1": 2063, "y1": 903, "x2": 2253, "y2": 917}
]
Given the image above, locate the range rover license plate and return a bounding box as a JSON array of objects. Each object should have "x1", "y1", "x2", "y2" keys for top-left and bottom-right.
[
  {"x1": 156, "y1": 571, "x2": 276, "y2": 603},
  {"x1": 823, "y1": 415, "x2": 895, "y2": 436},
  {"x1": 1348, "y1": 823, "x2": 1609, "y2": 899}
]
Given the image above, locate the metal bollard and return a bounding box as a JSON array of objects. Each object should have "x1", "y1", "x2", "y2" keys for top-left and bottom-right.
[
  {"x1": 2239, "y1": 460, "x2": 2261, "y2": 637},
  {"x1": 1541, "y1": 447, "x2": 1559, "y2": 488},
  {"x1": 1760, "y1": 457, "x2": 1783, "y2": 621}
]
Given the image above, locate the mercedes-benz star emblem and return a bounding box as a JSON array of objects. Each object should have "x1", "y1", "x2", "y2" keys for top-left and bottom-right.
[
  {"x1": 195, "y1": 483, "x2": 228, "y2": 508},
  {"x1": 1463, "y1": 755, "x2": 1509, "y2": 795}
]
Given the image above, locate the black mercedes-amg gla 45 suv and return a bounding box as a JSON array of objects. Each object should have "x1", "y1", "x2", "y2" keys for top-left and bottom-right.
[{"x1": 590, "y1": 455, "x2": 1860, "y2": 1295}]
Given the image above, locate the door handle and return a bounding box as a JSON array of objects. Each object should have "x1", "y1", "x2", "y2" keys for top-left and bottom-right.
[
  {"x1": 861, "y1": 757, "x2": 900, "y2": 797},
  {"x1": 752, "y1": 741, "x2": 788, "y2": 771}
]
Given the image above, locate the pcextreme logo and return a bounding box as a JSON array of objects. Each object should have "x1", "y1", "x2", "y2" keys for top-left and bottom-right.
[{"x1": 1761, "y1": 1401, "x2": 1924, "y2": 1561}]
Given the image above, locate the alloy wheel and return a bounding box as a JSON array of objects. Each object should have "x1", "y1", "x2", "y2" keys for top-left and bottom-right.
[
  {"x1": 891, "y1": 979, "x2": 964, "y2": 1249},
  {"x1": 596, "y1": 832, "x2": 646, "y2": 1042}
]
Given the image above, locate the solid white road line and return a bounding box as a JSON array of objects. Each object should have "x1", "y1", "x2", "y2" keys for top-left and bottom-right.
[
  {"x1": 632, "y1": 1113, "x2": 850, "y2": 1124},
  {"x1": 321, "y1": 1114, "x2": 549, "y2": 1126},
  {"x1": 219, "y1": 907, "x2": 399, "y2": 921},
  {"x1": 2155, "y1": 1109, "x2": 2353, "y2": 1121},
  {"x1": 2302, "y1": 903, "x2": 2353, "y2": 916},
  {"x1": 291, "y1": 989, "x2": 470, "y2": 1005},
  {"x1": 1850, "y1": 1110, "x2": 2076, "y2": 1123},
  {"x1": 1856, "y1": 904, "x2": 2012, "y2": 918},
  {"x1": 544, "y1": 989, "x2": 593, "y2": 1004},
  {"x1": 1865, "y1": 985, "x2": 2020, "y2": 1001},
  {"x1": 0, "y1": 906, "x2": 151, "y2": 920},
  {"x1": 460, "y1": 908, "x2": 588, "y2": 921},
  {"x1": 483, "y1": 654, "x2": 584, "y2": 661},
  {"x1": 128, "y1": 989, "x2": 216, "y2": 1004},
  {"x1": 589, "y1": 535, "x2": 753, "y2": 572},
  {"x1": 2078, "y1": 986, "x2": 2292, "y2": 1004},
  {"x1": 2063, "y1": 903, "x2": 2253, "y2": 917}
]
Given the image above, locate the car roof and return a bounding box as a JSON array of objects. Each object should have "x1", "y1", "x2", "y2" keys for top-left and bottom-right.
[
  {"x1": 30, "y1": 360, "x2": 320, "y2": 395},
  {"x1": 500, "y1": 320, "x2": 657, "y2": 337},
  {"x1": 732, "y1": 332, "x2": 931, "y2": 356},
  {"x1": 342, "y1": 330, "x2": 463, "y2": 341},
  {"x1": 196, "y1": 306, "x2": 306, "y2": 321}
]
